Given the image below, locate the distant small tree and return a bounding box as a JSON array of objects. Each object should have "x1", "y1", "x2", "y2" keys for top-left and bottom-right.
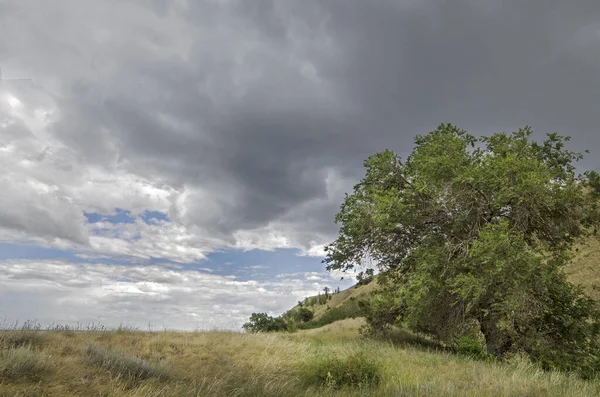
[
  {"x1": 242, "y1": 313, "x2": 288, "y2": 333},
  {"x1": 323, "y1": 287, "x2": 330, "y2": 299},
  {"x1": 357, "y1": 269, "x2": 375, "y2": 286}
]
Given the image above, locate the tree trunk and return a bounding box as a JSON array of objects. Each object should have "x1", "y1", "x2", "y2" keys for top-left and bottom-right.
[{"x1": 479, "y1": 317, "x2": 512, "y2": 358}]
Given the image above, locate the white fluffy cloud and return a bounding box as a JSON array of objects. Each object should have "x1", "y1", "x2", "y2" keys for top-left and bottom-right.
[{"x1": 0, "y1": 259, "x2": 346, "y2": 330}]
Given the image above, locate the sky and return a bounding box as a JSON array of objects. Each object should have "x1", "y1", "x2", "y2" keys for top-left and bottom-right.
[{"x1": 0, "y1": 0, "x2": 599, "y2": 330}]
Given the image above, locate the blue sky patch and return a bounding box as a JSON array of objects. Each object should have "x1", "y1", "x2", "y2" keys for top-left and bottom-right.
[
  {"x1": 201, "y1": 248, "x2": 347, "y2": 286},
  {"x1": 140, "y1": 210, "x2": 170, "y2": 224},
  {"x1": 0, "y1": 243, "x2": 130, "y2": 266},
  {"x1": 84, "y1": 208, "x2": 136, "y2": 224}
]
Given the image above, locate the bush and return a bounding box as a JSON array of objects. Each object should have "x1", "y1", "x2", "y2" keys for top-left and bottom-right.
[
  {"x1": 296, "y1": 308, "x2": 314, "y2": 323},
  {"x1": 242, "y1": 313, "x2": 288, "y2": 333},
  {"x1": 454, "y1": 336, "x2": 489, "y2": 360},
  {"x1": 85, "y1": 345, "x2": 168, "y2": 382},
  {"x1": 0, "y1": 347, "x2": 52, "y2": 381},
  {"x1": 302, "y1": 351, "x2": 381, "y2": 388}
]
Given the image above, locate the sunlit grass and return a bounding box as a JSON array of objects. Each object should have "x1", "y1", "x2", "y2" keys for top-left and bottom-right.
[
  {"x1": 566, "y1": 235, "x2": 600, "y2": 301},
  {"x1": 0, "y1": 318, "x2": 598, "y2": 396}
]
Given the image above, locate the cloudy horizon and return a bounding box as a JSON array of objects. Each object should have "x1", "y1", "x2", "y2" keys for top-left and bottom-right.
[{"x1": 1, "y1": 0, "x2": 599, "y2": 330}]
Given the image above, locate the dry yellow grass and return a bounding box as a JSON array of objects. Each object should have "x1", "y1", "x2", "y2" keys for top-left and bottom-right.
[
  {"x1": 0, "y1": 321, "x2": 599, "y2": 397},
  {"x1": 566, "y1": 235, "x2": 600, "y2": 301},
  {"x1": 308, "y1": 279, "x2": 380, "y2": 320}
]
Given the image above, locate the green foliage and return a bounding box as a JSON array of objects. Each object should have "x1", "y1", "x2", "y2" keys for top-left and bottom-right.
[
  {"x1": 324, "y1": 124, "x2": 600, "y2": 375},
  {"x1": 301, "y1": 351, "x2": 381, "y2": 389},
  {"x1": 454, "y1": 336, "x2": 490, "y2": 361},
  {"x1": 85, "y1": 345, "x2": 168, "y2": 382},
  {"x1": 316, "y1": 292, "x2": 328, "y2": 305},
  {"x1": 357, "y1": 269, "x2": 375, "y2": 286},
  {"x1": 242, "y1": 313, "x2": 288, "y2": 333},
  {"x1": 296, "y1": 308, "x2": 314, "y2": 323},
  {"x1": 586, "y1": 170, "x2": 600, "y2": 198},
  {"x1": 357, "y1": 287, "x2": 403, "y2": 336}
]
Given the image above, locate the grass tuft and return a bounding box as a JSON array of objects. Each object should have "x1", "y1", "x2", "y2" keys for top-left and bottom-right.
[
  {"x1": 85, "y1": 345, "x2": 168, "y2": 382},
  {"x1": 0, "y1": 346, "x2": 52, "y2": 381},
  {"x1": 301, "y1": 351, "x2": 381, "y2": 389}
]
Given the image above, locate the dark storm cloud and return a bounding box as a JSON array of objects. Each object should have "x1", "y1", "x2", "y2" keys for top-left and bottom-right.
[
  {"x1": 1, "y1": 0, "x2": 599, "y2": 248},
  {"x1": 313, "y1": 0, "x2": 600, "y2": 160},
  {"x1": 222, "y1": 0, "x2": 600, "y2": 235}
]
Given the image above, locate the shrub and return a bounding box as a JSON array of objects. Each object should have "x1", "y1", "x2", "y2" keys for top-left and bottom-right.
[
  {"x1": 0, "y1": 347, "x2": 52, "y2": 381},
  {"x1": 296, "y1": 308, "x2": 314, "y2": 323},
  {"x1": 85, "y1": 345, "x2": 168, "y2": 382},
  {"x1": 454, "y1": 336, "x2": 489, "y2": 360},
  {"x1": 242, "y1": 313, "x2": 288, "y2": 333},
  {"x1": 302, "y1": 351, "x2": 381, "y2": 388}
]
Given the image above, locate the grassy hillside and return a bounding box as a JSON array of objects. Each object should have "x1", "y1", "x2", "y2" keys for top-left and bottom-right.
[
  {"x1": 305, "y1": 279, "x2": 380, "y2": 320},
  {"x1": 565, "y1": 235, "x2": 600, "y2": 301},
  {"x1": 2, "y1": 321, "x2": 600, "y2": 396},
  {"x1": 282, "y1": 277, "x2": 379, "y2": 329}
]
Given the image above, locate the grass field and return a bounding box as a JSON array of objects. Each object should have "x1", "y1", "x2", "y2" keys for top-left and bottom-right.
[{"x1": 1, "y1": 319, "x2": 600, "y2": 397}]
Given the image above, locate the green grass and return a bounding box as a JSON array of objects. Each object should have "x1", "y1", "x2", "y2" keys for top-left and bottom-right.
[
  {"x1": 300, "y1": 351, "x2": 382, "y2": 388},
  {"x1": 0, "y1": 319, "x2": 599, "y2": 396}
]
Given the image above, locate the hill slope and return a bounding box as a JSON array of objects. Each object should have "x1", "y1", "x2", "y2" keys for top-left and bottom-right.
[
  {"x1": 282, "y1": 276, "x2": 379, "y2": 329},
  {"x1": 566, "y1": 235, "x2": 600, "y2": 301}
]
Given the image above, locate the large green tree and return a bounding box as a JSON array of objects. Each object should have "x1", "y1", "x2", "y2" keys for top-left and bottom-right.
[{"x1": 325, "y1": 124, "x2": 600, "y2": 373}]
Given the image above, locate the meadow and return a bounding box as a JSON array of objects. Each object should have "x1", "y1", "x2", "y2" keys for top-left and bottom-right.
[{"x1": 1, "y1": 318, "x2": 600, "y2": 397}]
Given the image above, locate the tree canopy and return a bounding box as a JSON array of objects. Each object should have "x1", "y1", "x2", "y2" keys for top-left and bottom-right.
[
  {"x1": 242, "y1": 313, "x2": 288, "y2": 333},
  {"x1": 324, "y1": 124, "x2": 600, "y2": 374}
]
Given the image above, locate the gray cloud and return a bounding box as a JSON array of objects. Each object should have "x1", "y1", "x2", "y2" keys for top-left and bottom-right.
[{"x1": 0, "y1": 0, "x2": 599, "y2": 253}]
